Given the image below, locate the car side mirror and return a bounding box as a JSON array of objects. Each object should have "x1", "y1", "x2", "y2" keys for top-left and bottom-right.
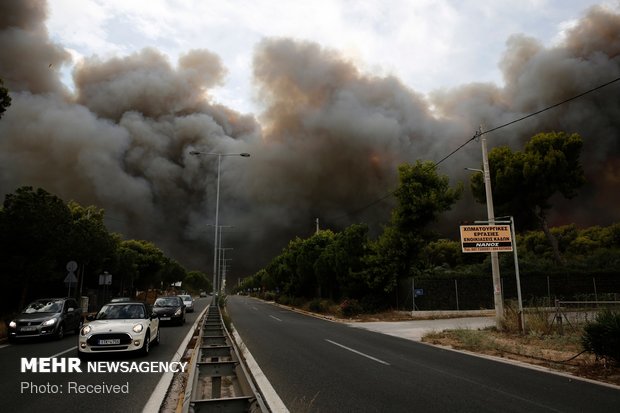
[
  {"x1": 151, "y1": 314, "x2": 158, "y2": 320},
  {"x1": 86, "y1": 314, "x2": 95, "y2": 321}
]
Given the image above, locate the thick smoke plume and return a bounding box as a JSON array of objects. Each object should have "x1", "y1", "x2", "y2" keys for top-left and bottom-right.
[{"x1": 1, "y1": 1, "x2": 619, "y2": 280}]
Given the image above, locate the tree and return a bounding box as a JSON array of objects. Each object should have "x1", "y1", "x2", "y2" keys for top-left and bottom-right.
[
  {"x1": 0, "y1": 78, "x2": 11, "y2": 119},
  {"x1": 184, "y1": 271, "x2": 212, "y2": 293},
  {"x1": 366, "y1": 161, "x2": 463, "y2": 295},
  {"x1": 470, "y1": 132, "x2": 585, "y2": 263},
  {"x1": 0, "y1": 187, "x2": 73, "y2": 309},
  {"x1": 317, "y1": 224, "x2": 370, "y2": 300},
  {"x1": 295, "y1": 230, "x2": 334, "y2": 298},
  {"x1": 66, "y1": 202, "x2": 117, "y2": 294},
  {"x1": 120, "y1": 239, "x2": 169, "y2": 289}
]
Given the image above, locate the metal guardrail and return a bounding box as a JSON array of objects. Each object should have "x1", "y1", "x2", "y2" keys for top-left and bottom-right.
[
  {"x1": 182, "y1": 303, "x2": 269, "y2": 413},
  {"x1": 550, "y1": 299, "x2": 620, "y2": 334}
]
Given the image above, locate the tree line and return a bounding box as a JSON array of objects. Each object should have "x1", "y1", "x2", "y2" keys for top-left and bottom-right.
[
  {"x1": 236, "y1": 132, "x2": 620, "y2": 312},
  {"x1": 0, "y1": 187, "x2": 211, "y2": 314}
]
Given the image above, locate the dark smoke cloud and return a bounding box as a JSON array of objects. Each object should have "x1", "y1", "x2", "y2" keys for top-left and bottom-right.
[{"x1": 1, "y1": 1, "x2": 619, "y2": 280}]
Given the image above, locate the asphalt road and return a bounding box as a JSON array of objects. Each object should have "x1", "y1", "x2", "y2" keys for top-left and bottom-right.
[
  {"x1": 0, "y1": 297, "x2": 210, "y2": 413},
  {"x1": 226, "y1": 295, "x2": 620, "y2": 413}
]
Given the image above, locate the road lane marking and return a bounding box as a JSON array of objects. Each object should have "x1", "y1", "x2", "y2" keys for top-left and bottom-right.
[
  {"x1": 325, "y1": 339, "x2": 390, "y2": 366},
  {"x1": 50, "y1": 346, "x2": 77, "y2": 358},
  {"x1": 269, "y1": 315, "x2": 282, "y2": 322}
]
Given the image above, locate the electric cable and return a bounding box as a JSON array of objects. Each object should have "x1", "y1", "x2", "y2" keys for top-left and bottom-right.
[{"x1": 328, "y1": 75, "x2": 620, "y2": 222}]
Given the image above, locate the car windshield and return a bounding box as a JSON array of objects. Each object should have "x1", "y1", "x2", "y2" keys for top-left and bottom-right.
[
  {"x1": 179, "y1": 295, "x2": 191, "y2": 302},
  {"x1": 154, "y1": 297, "x2": 180, "y2": 307},
  {"x1": 96, "y1": 304, "x2": 145, "y2": 320},
  {"x1": 23, "y1": 300, "x2": 62, "y2": 314}
]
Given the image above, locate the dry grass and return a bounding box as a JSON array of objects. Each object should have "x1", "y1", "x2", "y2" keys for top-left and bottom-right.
[{"x1": 423, "y1": 328, "x2": 620, "y2": 386}]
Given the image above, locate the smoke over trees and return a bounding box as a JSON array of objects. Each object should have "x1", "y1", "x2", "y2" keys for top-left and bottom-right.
[{"x1": 1, "y1": 1, "x2": 619, "y2": 281}]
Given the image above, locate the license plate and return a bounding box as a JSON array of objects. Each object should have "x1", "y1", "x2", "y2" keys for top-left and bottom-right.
[
  {"x1": 20, "y1": 326, "x2": 37, "y2": 332},
  {"x1": 98, "y1": 339, "x2": 121, "y2": 345},
  {"x1": 160, "y1": 317, "x2": 171, "y2": 321}
]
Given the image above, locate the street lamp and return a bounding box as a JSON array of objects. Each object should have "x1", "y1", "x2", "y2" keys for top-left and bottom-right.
[
  {"x1": 190, "y1": 151, "x2": 250, "y2": 304},
  {"x1": 465, "y1": 132, "x2": 504, "y2": 327}
]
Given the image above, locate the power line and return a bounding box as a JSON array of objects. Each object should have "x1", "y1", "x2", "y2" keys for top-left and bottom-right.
[
  {"x1": 329, "y1": 75, "x2": 620, "y2": 222},
  {"x1": 435, "y1": 75, "x2": 620, "y2": 166}
]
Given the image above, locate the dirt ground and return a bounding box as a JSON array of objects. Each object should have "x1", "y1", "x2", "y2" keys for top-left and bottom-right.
[{"x1": 422, "y1": 328, "x2": 620, "y2": 387}]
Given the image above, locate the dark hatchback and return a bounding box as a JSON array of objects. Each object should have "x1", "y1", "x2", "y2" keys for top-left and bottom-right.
[
  {"x1": 152, "y1": 296, "x2": 186, "y2": 326},
  {"x1": 8, "y1": 297, "x2": 82, "y2": 341}
]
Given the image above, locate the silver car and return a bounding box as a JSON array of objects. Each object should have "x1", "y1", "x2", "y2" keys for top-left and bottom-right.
[
  {"x1": 178, "y1": 294, "x2": 194, "y2": 313},
  {"x1": 8, "y1": 297, "x2": 82, "y2": 341}
]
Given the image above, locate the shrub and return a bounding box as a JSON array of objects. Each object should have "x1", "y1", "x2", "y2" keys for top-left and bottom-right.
[
  {"x1": 308, "y1": 298, "x2": 327, "y2": 313},
  {"x1": 277, "y1": 295, "x2": 291, "y2": 306},
  {"x1": 339, "y1": 299, "x2": 363, "y2": 317},
  {"x1": 582, "y1": 310, "x2": 620, "y2": 364}
]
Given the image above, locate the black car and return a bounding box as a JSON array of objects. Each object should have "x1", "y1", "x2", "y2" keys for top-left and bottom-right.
[
  {"x1": 152, "y1": 296, "x2": 185, "y2": 325},
  {"x1": 8, "y1": 297, "x2": 82, "y2": 341}
]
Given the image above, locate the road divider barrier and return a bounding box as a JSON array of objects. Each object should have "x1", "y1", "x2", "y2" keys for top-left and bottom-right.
[{"x1": 180, "y1": 303, "x2": 268, "y2": 412}]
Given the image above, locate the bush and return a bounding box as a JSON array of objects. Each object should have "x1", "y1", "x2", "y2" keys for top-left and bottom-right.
[
  {"x1": 339, "y1": 299, "x2": 363, "y2": 318},
  {"x1": 308, "y1": 298, "x2": 328, "y2": 313},
  {"x1": 277, "y1": 295, "x2": 292, "y2": 306},
  {"x1": 582, "y1": 310, "x2": 620, "y2": 364}
]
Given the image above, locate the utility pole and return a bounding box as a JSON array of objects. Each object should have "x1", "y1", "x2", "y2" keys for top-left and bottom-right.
[
  {"x1": 315, "y1": 218, "x2": 320, "y2": 234},
  {"x1": 479, "y1": 126, "x2": 504, "y2": 326}
]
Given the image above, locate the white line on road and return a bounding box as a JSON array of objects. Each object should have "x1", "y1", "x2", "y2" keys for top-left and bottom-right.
[
  {"x1": 325, "y1": 339, "x2": 390, "y2": 366},
  {"x1": 50, "y1": 346, "x2": 77, "y2": 358},
  {"x1": 269, "y1": 315, "x2": 282, "y2": 322}
]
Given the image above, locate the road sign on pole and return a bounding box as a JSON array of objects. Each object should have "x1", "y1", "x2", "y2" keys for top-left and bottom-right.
[{"x1": 460, "y1": 224, "x2": 513, "y2": 253}]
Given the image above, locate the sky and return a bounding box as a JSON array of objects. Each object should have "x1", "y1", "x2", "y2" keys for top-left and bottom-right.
[
  {"x1": 2, "y1": 0, "x2": 620, "y2": 281},
  {"x1": 45, "y1": 0, "x2": 612, "y2": 114}
]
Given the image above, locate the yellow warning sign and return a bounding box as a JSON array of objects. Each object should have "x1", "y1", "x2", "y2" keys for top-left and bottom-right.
[{"x1": 460, "y1": 225, "x2": 513, "y2": 253}]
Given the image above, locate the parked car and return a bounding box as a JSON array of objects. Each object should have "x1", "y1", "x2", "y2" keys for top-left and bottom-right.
[
  {"x1": 78, "y1": 301, "x2": 159, "y2": 359},
  {"x1": 152, "y1": 296, "x2": 186, "y2": 325},
  {"x1": 8, "y1": 297, "x2": 82, "y2": 341},
  {"x1": 178, "y1": 294, "x2": 194, "y2": 312}
]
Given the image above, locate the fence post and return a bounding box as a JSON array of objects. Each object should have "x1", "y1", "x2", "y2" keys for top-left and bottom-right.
[
  {"x1": 593, "y1": 277, "x2": 598, "y2": 303},
  {"x1": 455, "y1": 279, "x2": 459, "y2": 311},
  {"x1": 554, "y1": 299, "x2": 563, "y2": 335}
]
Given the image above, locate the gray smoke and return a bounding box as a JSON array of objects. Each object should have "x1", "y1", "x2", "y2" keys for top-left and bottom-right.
[{"x1": 1, "y1": 1, "x2": 619, "y2": 280}]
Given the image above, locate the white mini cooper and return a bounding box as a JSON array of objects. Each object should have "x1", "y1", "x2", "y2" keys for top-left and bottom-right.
[{"x1": 78, "y1": 302, "x2": 160, "y2": 359}]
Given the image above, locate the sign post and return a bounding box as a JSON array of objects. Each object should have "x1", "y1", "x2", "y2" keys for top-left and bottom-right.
[
  {"x1": 460, "y1": 219, "x2": 525, "y2": 332},
  {"x1": 64, "y1": 261, "x2": 78, "y2": 297}
]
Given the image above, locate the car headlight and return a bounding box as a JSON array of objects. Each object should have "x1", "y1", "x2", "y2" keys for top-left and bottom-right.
[
  {"x1": 81, "y1": 325, "x2": 91, "y2": 336},
  {"x1": 42, "y1": 318, "x2": 57, "y2": 326},
  {"x1": 132, "y1": 324, "x2": 144, "y2": 333},
  {"x1": 174, "y1": 308, "x2": 182, "y2": 316},
  {"x1": 9, "y1": 320, "x2": 16, "y2": 328}
]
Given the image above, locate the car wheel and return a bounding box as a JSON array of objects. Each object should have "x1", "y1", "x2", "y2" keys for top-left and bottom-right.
[
  {"x1": 153, "y1": 328, "x2": 160, "y2": 346},
  {"x1": 141, "y1": 332, "x2": 150, "y2": 356},
  {"x1": 77, "y1": 351, "x2": 89, "y2": 361},
  {"x1": 55, "y1": 323, "x2": 65, "y2": 340}
]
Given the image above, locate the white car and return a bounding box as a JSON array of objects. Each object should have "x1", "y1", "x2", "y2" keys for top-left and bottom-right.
[
  {"x1": 78, "y1": 302, "x2": 159, "y2": 359},
  {"x1": 178, "y1": 294, "x2": 194, "y2": 313}
]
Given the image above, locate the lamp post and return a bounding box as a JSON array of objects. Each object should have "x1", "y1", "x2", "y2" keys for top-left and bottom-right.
[
  {"x1": 190, "y1": 151, "x2": 250, "y2": 304},
  {"x1": 465, "y1": 133, "x2": 504, "y2": 327}
]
